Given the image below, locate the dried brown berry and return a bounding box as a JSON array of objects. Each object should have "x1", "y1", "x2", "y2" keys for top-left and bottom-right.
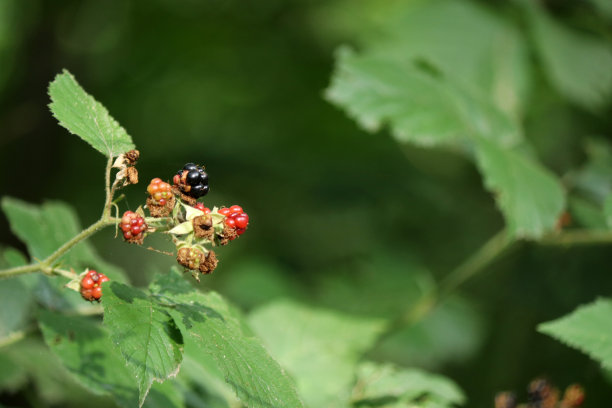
[
  {"x1": 561, "y1": 384, "x2": 585, "y2": 407},
  {"x1": 193, "y1": 214, "x2": 214, "y2": 239},
  {"x1": 495, "y1": 392, "x2": 517, "y2": 408},
  {"x1": 126, "y1": 166, "x2": 139, "y2": 185},
  {"x1": 125, "y1": 149, "x2": 140, "y2": 165},
  {"x1": 146, "y1": 195, "x2": 175, "y2": 218},
  {"x1": 199, "y1": 251, "x2": 218, "y2": 274},
  {"x1": 177, "y1": 247, "x2": 204, "y2": 270},
  {"x1": 218, "y1": 225, "x2": 238, "y2": 246}
]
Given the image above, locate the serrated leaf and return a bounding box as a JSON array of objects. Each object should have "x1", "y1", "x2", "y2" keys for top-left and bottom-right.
[
  {"x1": 248, "y1": 299, "x2": 385, "y2": 408},
  {"x1": 326, "y1": 48, "x2": 564, "y2": 238},
  {"x1": 148, "y1": 272, "x2": 304, "y2": 408},
  {"x1": 38, "y1": 310, "x2": 140, "y2": 407},
  {"x1": 103, "y1": 282, "x2": 184, "y2": 407},
  {"x1": 326, "y1": 47, "x2": 520, "y2": 148},
  {"x1": 525, "y1": 2, "x2": 612, "y2": 110},
  {"x1": 363, "y1": 0, "x2": 530, "y2": 119},
  {"x1": 48, "y1": 69, "x2": 135, "y2": 157},
  {"x1": 538, "y1": 298, "x2": 612, "y2": 368},
  {"x1": 352, "y1": 361, "x2": 465, "y2": 408},
  {"x1": 474, "y1": 137, "x2": 565, "y2": 238}
]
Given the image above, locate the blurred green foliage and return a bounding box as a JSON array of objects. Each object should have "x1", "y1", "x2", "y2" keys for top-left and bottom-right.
[{"x1": 1, "y1": 0, "x2": 612, "y2": 406}]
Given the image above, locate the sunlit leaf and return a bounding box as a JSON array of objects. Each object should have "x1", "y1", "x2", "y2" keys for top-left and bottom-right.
[
  {"x1": 102, "y1": 282, "x2": 184, "y2": 407},
  {"x1": 538, "y1": 298, "x2": 612, "y2": 368},
  {"x1": 49, "y1": 70, "x2": 135, "y2": 157},
  {"x1": 248, "y1": 299, "x2": 385, "y2": 408}
]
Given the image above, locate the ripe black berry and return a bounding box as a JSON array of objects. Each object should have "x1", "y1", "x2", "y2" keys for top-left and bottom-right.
[
  {"x1": 187, "y1": 170, "x2": 201, "y2": 186},
  {"x1": 174, "y1": 163, "x2": 210, "y2": 199}
]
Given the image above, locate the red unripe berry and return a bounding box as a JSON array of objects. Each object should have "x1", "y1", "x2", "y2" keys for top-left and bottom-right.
[
  {"x1": 219, "y1": 207, "x2": 230, "y2": 216},
  {"x1": 224, "y1": 217, "x2": 236, "y2": 228},
  {"x1": 80, "y1": 270, "x2": 109, "y2": 301},
  {"x1": 121, "y1": 211, "x2": 147, "y2": 242},
  {"x1": 81, "y1": 277, "x2": 95, "y2": 289},
  {"x1": 234, "y1": 214, "x2": 249, "y2": 229},
  {"x1": 229, "y1": 205, "x2": 243, "y2": 214},
  {"x1": 91, "y1": 287, "x2": 102, "y2": 300}
]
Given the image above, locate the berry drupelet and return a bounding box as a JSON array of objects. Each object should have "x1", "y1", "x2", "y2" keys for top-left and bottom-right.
[
  {"x1": 173, "y1": 163, "x2": 209, "y2": 199},
  {"x1": 147, "y1": 178, "x2": 173, "y2": 206},
  {"x1": 219, "y1": 205, "x2": 249, "y2": 239},
  {"x1": 121, "y1": 211, "x2": 147, "y2": 243},
  {"x1": 172, "y1": 163, "x2": 209, "y2": 199},
  {"x1": 80, "y1": 269, "x2": 109, "y2": 301}
]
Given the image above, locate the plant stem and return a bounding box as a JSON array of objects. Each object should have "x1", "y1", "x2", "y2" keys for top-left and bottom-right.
[
  {"x1": 539, "y1": 229, "x2": 612, "y2": 246},
  {"x1": 376, "y1": 229, "x2": 513, "y2": 346},
  {"x1": 0, "y1": 217, "x2": 117, "y2": 279},
  {"x1": 103, "y1": 156, "x2": 114, "y2": 217}
]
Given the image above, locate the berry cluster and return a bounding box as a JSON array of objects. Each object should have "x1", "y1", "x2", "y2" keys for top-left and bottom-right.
[
  {"x1": 80, "y1": 269, "x2": 109, "y2": 301},
  {"x1": 121, "y1": 211, "x2": 147, "y2": 243},
  {"x1": 173, "y1": 163, "x2": 209, "y2": 199},
  {"x1": 495, "y1": 378, "x2": 584, "y2": 408},
  {"x1": 219, "y1": 205, "x2": 249, "y2": 238},
  {"x1": 147, "y1": 178, "x2": 173, "y2": 206}
]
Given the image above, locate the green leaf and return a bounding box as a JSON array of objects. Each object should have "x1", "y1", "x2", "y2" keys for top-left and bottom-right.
[
  {"x1": 568, "y1": 197, "x2": 607, "y2": 229},
  {"x1": 102, "y1": 282, "x2": 184, "y2": 407},
  {"x1": 0, "y1": 338, "x2": 99, "y2": 405},
  {"x1": 590, "y1": 0, "x2": 612, "y2": 19},
  {"x1": 38, "y1": 310, "x2": 140, "y2": 407},
  {"x1": 538, "y1": 298, "x2": 612, "y2": 368},
  {"x1": 0, "y1": 248, "x2": 33, "y2": 342},
  {"x1": 326, "y1": 48, "x2": 564, "y2": 238},
  {"x1": 326, "y1": 47, "x2": 520, "y2": 148},
  {"x1": 149, "y1": 271, "x2": 305, "y2": 408},
  {"x1": 376, "y1": 296, "x2": 483, "y2": 369},
  {"x1": 352, "y1": 361, "x2": 465, "y2": 407},
  {"x1": 569, "y1": 139, "x2": 612, "y2": 203},
  {"x1": 525, "y1": 2, "x2": 612, "y2": 110},
  {"x1": 48, "y1": 69, "x2": 135, "y2": 157},
  {"x1": 1, "y1": 197, "x2": 127, "y2": 282},
  {"x1": 363, "y1": 0, "x2": 531, "y2": 118},
  {"x1": 248, "y1": 299, "x2": 385, "y2": 408},
  {"x1": 474, "y1": 137, "x2": 565, "y2": 238},
  {"x1": 605, "y1": 196, "x2": 612, "y2": 228}
]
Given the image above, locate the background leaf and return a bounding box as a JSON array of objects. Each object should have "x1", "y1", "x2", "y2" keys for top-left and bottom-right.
[
  {"x1": 248, "y1": 299, "x2": 385, "y2": 408},
  {"x1": 352, "y1": 361, "x2": 465, "y2": 408},
  {"x1": 524, "y1": 2, "x2": 612, "y2": 110},
  {"x1": 102, "y1": 282, "x2": 184, "y2": 407},
  {"x1": 48, "y1": 69, "x2": 135, "y2": 157},
  {"x1": 538, "y1": 298, "x2": 612, "y2": 368},
  {"x1": 39, "y1": 310, "x2": 141, "y2": 407},
  {"x1": 0, "y1": 248, "x2": 33, "y2": 342},
  {"x1": 326, "y1": 46, "x2": 564, "y2": 238},
  {"x1": 474, "y1": 137, "x2": 565, "y2": 238}
]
